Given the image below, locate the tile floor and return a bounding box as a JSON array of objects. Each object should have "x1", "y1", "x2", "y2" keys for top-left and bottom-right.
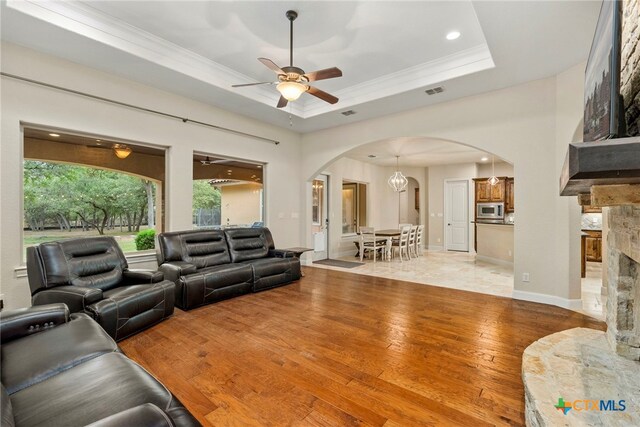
[{"x1": 308, "y1": 249, "x2": 605, "y2": 321}]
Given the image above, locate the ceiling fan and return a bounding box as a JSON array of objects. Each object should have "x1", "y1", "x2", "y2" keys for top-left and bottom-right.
[
  {"x1": 198, "y1": 156, "x2": 232, "y2": 165},
  {"x1": 232, "y1": 10, "x2": 342, "y2": 108}
]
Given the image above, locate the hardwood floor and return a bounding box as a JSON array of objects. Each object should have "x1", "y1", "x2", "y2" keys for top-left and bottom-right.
[{"x1": 119, "y1": 267, "x2": 604, "y2": 426}]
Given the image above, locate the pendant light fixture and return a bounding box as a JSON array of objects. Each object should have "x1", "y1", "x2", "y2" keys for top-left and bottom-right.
[
  {"x1": 113, "y1": 144, "x2": 132, "y2": 159},
  {"x1": 388, "y1": 156, "x2": 408, "y2": 192},
  {"x1": 487, "y1": 155, "x2": 499, "y2": 185}
]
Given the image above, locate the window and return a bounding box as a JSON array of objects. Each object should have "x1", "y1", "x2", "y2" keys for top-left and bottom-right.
[
  {"x1": 312, "y1": 179, "x2": 324, "y2": 225},
  {"x1": 342, "y1": 181, "x2": 367, "y2": 234},
  {"x1": 22, "y1": 127, "x2": 165, "y2": 258},
  {"x1": 193, "y1": 153, "x2": 264, "y2": 228}
]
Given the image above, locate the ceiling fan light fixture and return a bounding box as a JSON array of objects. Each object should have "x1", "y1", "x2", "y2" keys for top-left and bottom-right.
[{"x1": 277, "y1": 81, "x2": 307, "y2": 101}]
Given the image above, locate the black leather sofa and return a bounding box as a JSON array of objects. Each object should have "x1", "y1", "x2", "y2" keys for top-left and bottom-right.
[
  {"x1": 26, "y1": 236, "x2": 175, "y2": 341},
  {"x1": 0, "y1": 303, "x2": 200, "y2": 427},
  {"x1": 157, "y1": 227, "x2": 301, "y2": 310}
]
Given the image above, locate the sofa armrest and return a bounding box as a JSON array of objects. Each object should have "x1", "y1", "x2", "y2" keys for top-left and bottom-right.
[
  {"x1": 32, "y1": 286, "x2": 103, "y2": 313},
  {"x1": 0, "y1": 303, "x2": 70, "y2": 344},
  {"x1": 84, "y1": 404, "x2": 176, "y2": 427},
  {"x1": 159, "y1": 261, "x2": 197, "y2": 283},
  {"x1": 269, "y1": 249, "x2": 295, "y2": 258},
  {"x1": 122, "y1": 269, "x2": 164, "y2": 284}
]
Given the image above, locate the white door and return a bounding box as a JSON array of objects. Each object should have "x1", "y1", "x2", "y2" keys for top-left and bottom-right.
[
  {"x1": 445, "y1": 180, "x2": 469, "y2": 252},
  {"x1": 312, "y1": 174, "x2": 329, "y2": 260}
]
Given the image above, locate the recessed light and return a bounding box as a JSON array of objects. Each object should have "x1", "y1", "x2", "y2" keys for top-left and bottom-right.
[
  {"x1": 481, "y1": 157, "x2": 489, "y2": 162},
  {"x1": 96, "y1": 139, "x2": 101, "y2": 142},
  {"x1": 49, "y1": 133, "x2": 60, "y2": 137},
  {"x1": 446, "y1": 31, "x2": 461, "y2": 41},
  {"x1": 257, "y1": 165, "x2": 262, "y2": 168}
]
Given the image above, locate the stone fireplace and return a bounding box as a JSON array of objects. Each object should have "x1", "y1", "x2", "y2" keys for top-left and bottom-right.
[
  {"x1": 523, "y1": 132, "x2": 640, "y2": 425},
  {"x1": 607, "y1": 206, "x2": 640, "y2": 361}
]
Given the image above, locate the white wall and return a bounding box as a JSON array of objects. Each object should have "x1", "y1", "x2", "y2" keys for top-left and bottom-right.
[
  {"x1": 0, "y1": 43, "x2": 303, "y2": 309},
  {"x1": 477, "y1": 161, "x2": 514, "y2": 177},
  {"x1": 301, "y1": 64, "x2": 586, "y2": 307}
]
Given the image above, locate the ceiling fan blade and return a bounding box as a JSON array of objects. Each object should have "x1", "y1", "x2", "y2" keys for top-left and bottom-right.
[
  {"x1": 306, "y1": 86, "x2": 339, "y2": 104},
  {"x1": 258, "y1": 58, "x2": 285, "y2": 75},
  {"x1": 303, "y1": 67, "x2": 342, "y2": 82},
  {"x1": 276, "y1": 96, "x2": 288, "y2": 108},
  {"x1": 231, "y1": 82, "x2": 274, "y2": 87}
]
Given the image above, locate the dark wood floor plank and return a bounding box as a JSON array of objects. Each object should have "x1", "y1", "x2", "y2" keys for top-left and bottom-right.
[{"x1": 119, "y1": 267, "x2": 604, "y2": 426}]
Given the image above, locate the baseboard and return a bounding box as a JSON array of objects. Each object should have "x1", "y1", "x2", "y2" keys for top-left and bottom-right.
[
  {"x1": 475, "y1": 255, "x2": 513, "y2": 268},
  {"x1": 512, "y1": 290, "x2": 583, "y2": 310}
]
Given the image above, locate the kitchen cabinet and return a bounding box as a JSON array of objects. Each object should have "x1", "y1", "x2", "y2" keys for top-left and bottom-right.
[
  {"x1": 505, "y1": 178, "x2": 515, "y2": 213},
  {"x1": 474, "y1": 178, "x2": 506, "y2": 203},
  {"x1": 583, "y1": 230, "x2": 602, "y2": 262}
]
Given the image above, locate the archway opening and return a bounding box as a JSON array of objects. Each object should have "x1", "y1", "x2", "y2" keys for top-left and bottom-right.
[{"x1": 307, "y1": 135, "x2": 515, "y2": 299}]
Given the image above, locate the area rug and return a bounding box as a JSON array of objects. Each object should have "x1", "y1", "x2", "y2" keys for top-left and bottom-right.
[{"x1": 313, "y1": 259, "x2": 365, "y2": 269}]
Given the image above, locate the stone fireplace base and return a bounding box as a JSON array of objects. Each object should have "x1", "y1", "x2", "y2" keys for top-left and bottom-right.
[{"x1": 523, "y1": 328, "x2": 640, "y2": 426}]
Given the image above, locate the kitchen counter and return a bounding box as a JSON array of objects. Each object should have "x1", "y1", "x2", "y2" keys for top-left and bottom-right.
[{"x1": 476, "y1": 223, "x2": 514, "y2": 266}]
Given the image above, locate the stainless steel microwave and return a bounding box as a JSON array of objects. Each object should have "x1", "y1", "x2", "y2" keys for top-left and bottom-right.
[{"x1": 477, "y1": 202, "x2": 504, "y2": 220}]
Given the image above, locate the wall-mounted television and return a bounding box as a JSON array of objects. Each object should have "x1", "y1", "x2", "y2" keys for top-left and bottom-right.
[
  {"x1": 620, "y1": 1, "x2": 640, "y2": 137},
  {"x1": 583, "y1": 0, "x2": 640, "y2": 141},
  {"x1": 583, "y1": 0, "x2": 625, "y2": 142}
]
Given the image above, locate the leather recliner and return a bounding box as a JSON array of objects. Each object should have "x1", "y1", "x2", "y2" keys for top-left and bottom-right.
[
  {"x1": 224, "y1": 228, "x2": 301, "y2": 292},
  {"x1": 0, "y1": 303, "x2": 200, "y2": 426},
  {"x1": 26, "y1": 236, "x2": 175, "y2": 341},
  {"x1": 156, "y1": 227, "x2": 301, "y2": 310}
]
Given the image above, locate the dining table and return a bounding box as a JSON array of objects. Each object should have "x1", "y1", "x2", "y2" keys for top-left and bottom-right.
[{"x1": 355, "y1": 229, "x2": 401, "y2": 260}]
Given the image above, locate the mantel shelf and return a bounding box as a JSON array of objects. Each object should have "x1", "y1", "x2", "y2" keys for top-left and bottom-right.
[{"x1": 559, "y1": 136, "x2": 640, "y2": 197}]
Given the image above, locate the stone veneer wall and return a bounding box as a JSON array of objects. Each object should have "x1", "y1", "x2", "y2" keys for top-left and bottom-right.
[
  {"x1": 621, "y1": 0, "x2": 640, "y2": 136},
  {"x1": 606, "y1": 205, "x2": 640, "y2": 360}
]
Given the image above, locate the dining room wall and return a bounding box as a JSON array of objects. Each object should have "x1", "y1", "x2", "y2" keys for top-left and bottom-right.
[{"x1": 477, "y1": 161, "x2": 514, "y2": 177}]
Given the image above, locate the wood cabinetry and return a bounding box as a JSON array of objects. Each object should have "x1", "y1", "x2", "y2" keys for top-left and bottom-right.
[
  {"x1": 583, "y1": 230, "x2": 602, "y2": 262},
  {"x1": 582, "y1": 205, "x2": 602, "y2": 213},
  {"x1": 505, "y1": 178, "x2": 515, "y2": 213},
  {"x1": 474, "y1": 178, "x2": 506, "y2": 203}
]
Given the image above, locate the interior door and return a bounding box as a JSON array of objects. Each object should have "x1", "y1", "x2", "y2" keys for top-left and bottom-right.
[
  {"x1": 445, "y1": 180, "x2": 469, "y2": 252},
  {"x1": 312, "y1": 175, "x2": 329, "y2": 261}
]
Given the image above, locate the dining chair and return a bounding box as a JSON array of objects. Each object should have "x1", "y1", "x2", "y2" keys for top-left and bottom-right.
[
  {"x1": 408, "y1": 226, "x2": 418, "y2": 258},
  {"x1": 391, "y1": 226, "x2": 411, "y2": 262},
  {"x1": 415, "y1": 225, "x2": 424, "y2": 257},
  {"x1": 359, "y1": 227, "x2": 386, "y2": 262}
]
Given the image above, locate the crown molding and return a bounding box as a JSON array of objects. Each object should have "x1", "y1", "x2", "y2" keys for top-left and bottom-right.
[{"x1": 7, "y1": 0, "x2": 492, "y2": 120}]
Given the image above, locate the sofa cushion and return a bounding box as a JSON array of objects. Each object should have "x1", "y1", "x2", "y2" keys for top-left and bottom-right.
[
  {"x1": 157, "y1": 230, "x2": 231, "y2": 268},
  {"x1": 87, "y1": 282, "x2": 175, "y2": 341},
  {"x1": 178, "y1": 263, "x2": 253, "y2": 309},
  {"x1": 224, "y1": 228, "x2": 270, "y2": 262},
  {"x1": 241, "y1": 257, "x2": 300, "y2": 292},
  {"x1": 34, "y1": 237, "x2": 127, "y2": 292},
  {"x1": 10, "y1": 353, "x2": 175, "y2": 427},
  {"x1": 1, "y1": 313, "x2": 117, "y2": 395}
]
